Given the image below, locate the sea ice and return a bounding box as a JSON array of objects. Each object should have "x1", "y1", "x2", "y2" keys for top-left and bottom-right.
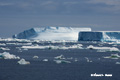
[
  {"x1": 18, "y1": 58, "x2": 30, "y2": 65},
  {"x1": 33, "y1": 56, "x2": 39, "y2": 59},
  {"x1": 54, "y1": 60, "x2": 71, "y2": 64},
  {"x1": 103, "y1": 54, "x2": 120, "y2": 59},
  {"x1": 54, "y1": 55, "x2": 66, "y2": 60},
  {"x1": 0, "y1": 52, "x2": 20, "y2": 59}
]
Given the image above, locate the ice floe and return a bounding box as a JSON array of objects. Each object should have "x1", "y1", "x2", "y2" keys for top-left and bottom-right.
[
  {"x1": 21, "y1": 44, "x2": 83, "y2": 50},
  {"x1": 0, "y1": 52, "x2": 20, "y2": 59},
  {"x1": 116, "y1": 62, "x2": 120, "y2": 64},
  {"x1": 103, "y1": 54, "x2": 120, "y2": 59},
  {"x1": 0, "y1": 43, "x2": 6, "y2": 46},
  {"x1": 54, "y1": 60, "x2": 71, "y2": 64},
  {"x1": 43, "y1": 59, "x2": 48, "y2": 62},
  {"x1": 87, "y1": 45, "x2": 119, "y2": 52},
  {"x1": 0, "y1": 47, "x2": 10, "y2": 50},
  {"x1": 54, "y1": 55, "x2": 66, "y2": 60},
  {"x1": 33, "y1": 56, "x2": 39, "y2": 59},
  {"x1": 18, "y1": 58, "x2": 30, "y2": 65},
  {"x1": 85, "y1": 57, "x2": 92, "y2": 62}
]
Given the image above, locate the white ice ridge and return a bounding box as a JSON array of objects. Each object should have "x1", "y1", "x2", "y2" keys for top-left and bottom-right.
[
  {"x1": 87, "y1": 45, "x2": 120, "y2": 52},
  {"x1": 21, "y1": 44, "x2": 83, "y2": 50},
  {"x1": 13, "y1": 26, "x2": 91, "y2": 40}
]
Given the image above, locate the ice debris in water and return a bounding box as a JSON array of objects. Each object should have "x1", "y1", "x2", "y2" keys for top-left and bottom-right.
[
  {"x1": 54, "y1": 55, "x2": 66, "y2": 60},
  {"x1": 103, "y1": 54, "x2": 120, "y2": 59},
  {"x1": 74, "y1": 58, "x2": 78, "y2": 62},
  {"x1": 54, "y1": 60, "x2": 71, "y2": 64},
  {"x1": 87, "y1": 45, "x2": 119, "y2": 52},
  {"x1": 43, "y1": 59, "x2": 48, "y2": 62},
  {"x1": 116, "y1": 62, "x2": 120, "y2": 64},
  {"x1": 0, "y1": 43, "x2": 6, "y2": 46},
  {"x1": 85, "y1": 57, "x2": 92, "y2": 62},
  {"x1": 21, "y1": 43, "x2": 83, "y2": 50},
  {"x1": 0, "y1": 52, "x2": 20, "y2": 59},
  {"x1": 33, "y1": 56, "x2": 39, "y2": 59},
  {"x1": 0, "y1": 47, "x2": 10, "y2": 50},
  {"x1": 18, "y1": 58, "x2": 30, "y2": 65}
]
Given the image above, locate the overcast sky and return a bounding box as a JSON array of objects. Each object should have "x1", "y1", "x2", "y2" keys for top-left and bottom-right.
[{"x1": 0, "y1": 0, "x2": 120, "y2": 37}]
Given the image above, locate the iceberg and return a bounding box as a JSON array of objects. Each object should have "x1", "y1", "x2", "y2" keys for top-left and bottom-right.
[
  {"x1": 13, "y1": 26, "x2": 91, "y2": 40},
  {"x1": 18, "y1": 59, "x2": 30, "y2": 65},
  {"x1": 0, "y1": 52, "x2": 20, "y2": 59},
  {"x1": 78, "y1": 31, "x2": 120, "y2": 42}
]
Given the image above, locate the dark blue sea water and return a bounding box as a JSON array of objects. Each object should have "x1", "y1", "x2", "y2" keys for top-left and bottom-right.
[{"x1": 0, "y1": 41, "x2": 120, "y2": 80}]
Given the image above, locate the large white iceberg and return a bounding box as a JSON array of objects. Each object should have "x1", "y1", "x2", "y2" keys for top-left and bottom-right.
[{"x1": 13, "y1": 26, "x2": 91, "y2": 40}]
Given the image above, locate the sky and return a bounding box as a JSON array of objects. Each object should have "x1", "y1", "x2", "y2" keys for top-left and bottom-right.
[{"x1": 0, "y1": 0, "x2": 120, "y2": 37}]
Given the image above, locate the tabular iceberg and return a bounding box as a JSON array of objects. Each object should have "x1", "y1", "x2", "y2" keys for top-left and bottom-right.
[
  {"x1": 13, "y1": 26, "x2": 91, "y2": 40},
  {"x1": 78, "y1": 31, "x2": 120, "y2": 42}
]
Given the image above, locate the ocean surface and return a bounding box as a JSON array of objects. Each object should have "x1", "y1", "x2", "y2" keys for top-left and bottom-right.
[{"x1": 0, "y1": 40, "x2": 120, "y2": 80}]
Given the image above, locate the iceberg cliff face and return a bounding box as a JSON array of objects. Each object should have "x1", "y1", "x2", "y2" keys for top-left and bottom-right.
[
  {"x1": 13, "y1": 28, "x2": 37, "y2": 39},
  {"x1": 13, "y1": 26, "x2": 91, "y2": 40},
  {"x1": 78, "y1": 31, "x2": 120, "y2": 42}
]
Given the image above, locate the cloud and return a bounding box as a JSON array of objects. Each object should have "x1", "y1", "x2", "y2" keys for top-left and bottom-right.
[
  {"x1": 40, "y1": 1, "x2": 58, "y2": 10},
  {"x1": 0, "y1": 2, "x2": 14, "y2": 6},
  {"x1": 0, "y1": 0, "x2": 120, "y2": 15},
  {"x1": 87, "y1": 0, "x2": 120, "y2": 6},
  {"x1": 86, "y1": 0, "x2": 120, "y2": 14}
]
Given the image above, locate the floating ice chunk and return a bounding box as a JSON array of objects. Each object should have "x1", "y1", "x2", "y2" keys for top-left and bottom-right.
[
  {"x1": 0, "y1": 47, "x2": 10, "y2": 50},
  {"x1": 0, "y1": 52, "x2": 20, "y2": 59},
  {"x1": 43, "y1": 59, "x2": 48, "y2": 61},
  {"x1": 75, "y1": 58, "x2": 78, "y2": 62},
  {"x1": 85, "y1": 57, "x2": 92, "y2": 62},
  {"x1": 54, "y1": 55, "x2": 66, "y2": 60},
  {"x1": 67, "y1": 57, "x2": 73, "y2": 60},
  {"x1": 18, "y1": 59, "x2": 30, "y2": 65},
  {"x1": 116, "y1": 62, "x2": 120, "y2": 64},
  {"x1": 54, "y1": 60, "x2": 71, "y2": 64},
  {"x1": 87, "y1": 45, "x2": 120, "y2": 52},
  {"x1": 23, "y1": 48, "x2": 28, "y2": 51},
  {"x1": 68, "y1": 44, "x2": 83, "y2": 49},
  {"x1": 22, "y1": 45, "x2": 46, "y2": 49},
  {"x1": 33, "y1": 56, "x2": 39, "y2": 59},
  {"x1": 0, "y1": 43, "x2": 6, "y2": 46},
  {"x1": 104, "y1": 54, "x2": 120, "y2": 59}
]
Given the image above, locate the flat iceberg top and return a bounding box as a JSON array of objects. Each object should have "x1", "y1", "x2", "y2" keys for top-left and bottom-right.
[
  {"x1": 13, "y1": 26, "x2": 91, "y2": 40},
  {"x1": 33, "y1": 26, "x2": 91, "y2": 33}
]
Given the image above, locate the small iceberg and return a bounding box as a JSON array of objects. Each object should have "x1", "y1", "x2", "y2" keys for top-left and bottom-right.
[
  {"x1": 85, "y1": 57, "x2": 92, "y2": 62},
  {"x1": 74, "y1": 58, "x2": 78, "y2": 62},
  {"x1": 104, "y1": 54, "x2": 120, "y2": 59},
  {"x1": 0, "y1": 47, "x2": 10, "y2": 51},
  {"x1": 33, "y1": 56, "x2": 39, "y2": 59},
  {"x1": 54, "y1": 60, "x2": 71, "y2": 64},
  {"x1": 18, "y1": 59, "x2": 30, "y2": 65},
  {"x1": 0, "y1": 52, "x2": 20, "y2": 59},
  {"x1": 43, "y1": 59, "x2": 48, "y2": 62},
  {"x1": 116, "y1": 62, "x2": 120, "y2": 64},
  {"x1": 87, "y1": 45, "x2": 120, "y2": 52},
  {"x1": 54, "y1": 55, "x2": 65, "y2": 60}
]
